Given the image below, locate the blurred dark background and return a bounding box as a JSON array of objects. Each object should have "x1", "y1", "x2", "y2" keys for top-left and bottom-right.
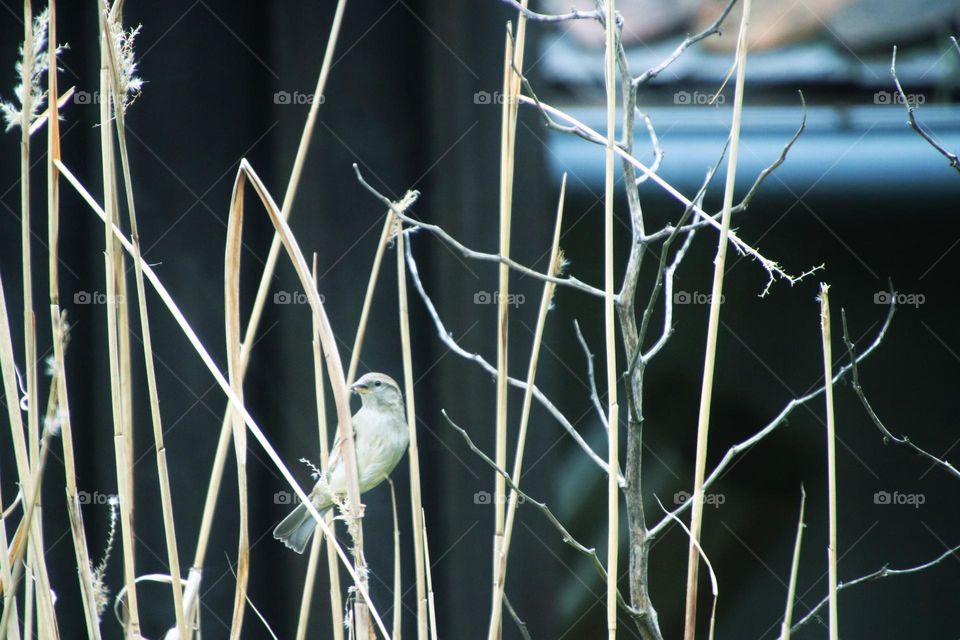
[{"x1": 0, "y1": 1, "x2": 959, "y2": 638}]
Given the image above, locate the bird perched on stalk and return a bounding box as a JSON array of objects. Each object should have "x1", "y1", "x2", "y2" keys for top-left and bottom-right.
[{"x1": 273, "y1": 372, "x2": 409, "y2": 554}]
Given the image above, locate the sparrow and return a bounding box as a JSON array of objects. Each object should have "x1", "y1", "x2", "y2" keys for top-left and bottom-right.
[{"x1": 273, "y1": 372, "x2": 409, "y2": 554}]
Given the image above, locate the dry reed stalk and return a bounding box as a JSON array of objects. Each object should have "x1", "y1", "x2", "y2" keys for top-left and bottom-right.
[
  {"x1": 819, "y1": 284, "x2": 839, "y2": 640},
  {"x1": 97, "y1": 5, "x2": 189, "y2": 633},
  {"x1": 56, "y1": 158, "x2": 391, "y2": 639},
  {"x1": 780, "y1": 486, "x2": 806, "y2": 640},
  {"x1": 17, "y1": 4, "x2": 42, "y2": 632},
  {"x1": 421, "y1": 509, "x2": 438, "y2": 640},
  {"x1": 683, "y1": 2, "x2": 751, "y2": 637},
  {"x1": 396, "y1": 218, "x2": 428, "y2": 639},
  {"x1": 300, "y1": 208, "x2": 395, "y2": 640},
  {"x1": 487, "y1": 175, "x2": 566, "y2": 638},
  {"x1": 177, "y1": 4, "x2": 349, "y2": 632},
  {"x1": 96, "y1": 3, "x2": 141, "y2": 635},
  {"x1": 296, "y1": 255, "x2": 344, "y2": 640},
  {"x1": 492, "y1": 25, "x2": 515, "y2": 639},
  {"x1": 388, "y1": 479, "x2": 401, "y2": 640},
  {"x1": 224, "y1": 165, "x2": 251, "y2": 639},
  {"x1": 50, "y1": 307, "x2": 103, "y2": 638},
  {"x1": 602, "y1": 0, "x2": 619, "y2": 637},
  {"x1": 224, "y1": 161, "x2": 380, "y2": 639}
]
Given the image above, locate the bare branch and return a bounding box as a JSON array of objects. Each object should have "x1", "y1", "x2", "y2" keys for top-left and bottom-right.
[
  {"x1": 790, "y1": 542, "x2": 960, "y2": 633},
  {"x1": 890, "y1": 46, "x2": 960, "y2": 173},
  {"x1": 498, "y1": 0, "x2": 603, "y2": 23},
  {"x1": 403, "y1": 234, "x2": 626, "y2": 485},
  {"x1": 841, "y1": 306, "x2": 960, "y2": 481},
  {"x1": 640, "y1": 91, "x2": 806, "y2": 245},
  {"x1": 648, "y1": 299, "x2": 896, "y2": 538},
  {"x1": 573, "y1": 320, "x2": 608, "y2": 431},
  {"x1": 633, "y1": 0, "x2": 739, "y2": 85},
  {"x1": 353, "y1": 165, "x2": 608, "y2": 300},
  {"x1": 442, "y1": 410, "x2": 645, "y2": 621},
  {"x1": 633, "y1": 112, "x2": 663, "y2": 186},
  {"x1": 503, "y1": 595, "x2": 532, "y2": 640},
  {"x1": 517, "y1": 96, "x2": 822, "y2": 295}
]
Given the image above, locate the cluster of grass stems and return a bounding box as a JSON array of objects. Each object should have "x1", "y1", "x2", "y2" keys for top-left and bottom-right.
[{"x1": 1, "y1": 0, "x2": 955, "y2": 639}]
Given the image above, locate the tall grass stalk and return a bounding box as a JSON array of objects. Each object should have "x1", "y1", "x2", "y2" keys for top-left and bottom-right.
[
  {"x1": 492, "y1": 20, "x2": 521, "y2": 636},
  {"x1": 487, "y1": 175, "x2": 565, "y2": 639},
  {"x1": 602, "y1": 0, "x2": 619, "y2": 637},
  {"x1": 98, "y1": 5, "x2": 190, "y2": 634},
  {"x1": 397, "y1": 218, "x2": 428, "y2": 639},
  {"x1": 780, "y1": 485, "x2": 806, "y2": 640},
  {"x1": 819, "y1": 284, "x2": 839, "y2": 640},
  {"x1": 178, "y1": 4, "x2": 348, "y2": 631},
  {"x1": 56, "y1": 158, "x2": 391, "y2": 638},
  {"x1": 224, "y1": 164, "x2": 251, "y2": 638},
  {"x1": 683, "y1": 1, "x2": 751, "y2": 637},
  {"x1": 296, "y1": 256, "x2": 344, "y2": 640}
]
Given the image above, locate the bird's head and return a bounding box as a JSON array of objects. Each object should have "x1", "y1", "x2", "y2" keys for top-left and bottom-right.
[{"x1": 350, "y1": 372, "x2": 403, "y2": 411}]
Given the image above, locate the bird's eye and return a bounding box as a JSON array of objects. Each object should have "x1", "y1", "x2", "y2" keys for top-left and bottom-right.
[{"x1": 374, "y1": 380, "x2": 382, "y2": 387}]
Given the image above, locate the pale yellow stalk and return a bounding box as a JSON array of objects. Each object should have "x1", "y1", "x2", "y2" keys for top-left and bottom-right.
[{"x1": 683, "y1": 2, "x2": 751, "y2": 637}]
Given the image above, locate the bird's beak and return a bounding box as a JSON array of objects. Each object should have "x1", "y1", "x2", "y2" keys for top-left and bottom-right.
[{"x1": 350, "y1": 381, "x2": 370, "y2": 395}]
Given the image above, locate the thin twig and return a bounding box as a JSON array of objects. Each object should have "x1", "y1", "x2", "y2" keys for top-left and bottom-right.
[
  {"x1": 498, "y1": 0, "x2": 602, "y2": 23},
  {"x1": 518, "y1": 95, "x2": 822, "y2": 295},
  {"x1": 503, "y1": 595, "x2": 532, "y2": 640},
  {"x1": 633, "y1": 0, "x2": 739, "y2": 85},
  {"x1": 403, "y1": 234, "x2": 625, "y2": 485},
  {"x1": 573, "y1": 320, "x2": 608, "y2": 431},
  {"x1": 442, "y1": 411, "x2": 646, "y2": 622},
  {"x1": 841, "y1": 308, "x2": 960, "y2": 481},
  {"x1": 648, "y1": 288, "x2": 896, "y2": 539},
  {"x1": 353, "y1": 166, "x2": 607, "y2": 300},
  {"x1": 891, "y1": 46, "x2": 960, "y2": 173},
  {"x1": 790, "y1": 542, "x2": 960, "y2": 633}
]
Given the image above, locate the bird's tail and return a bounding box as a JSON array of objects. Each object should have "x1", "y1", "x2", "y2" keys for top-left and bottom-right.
[{"x1": 273, "y1": 502, "x2": 330, "y2": 554}]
